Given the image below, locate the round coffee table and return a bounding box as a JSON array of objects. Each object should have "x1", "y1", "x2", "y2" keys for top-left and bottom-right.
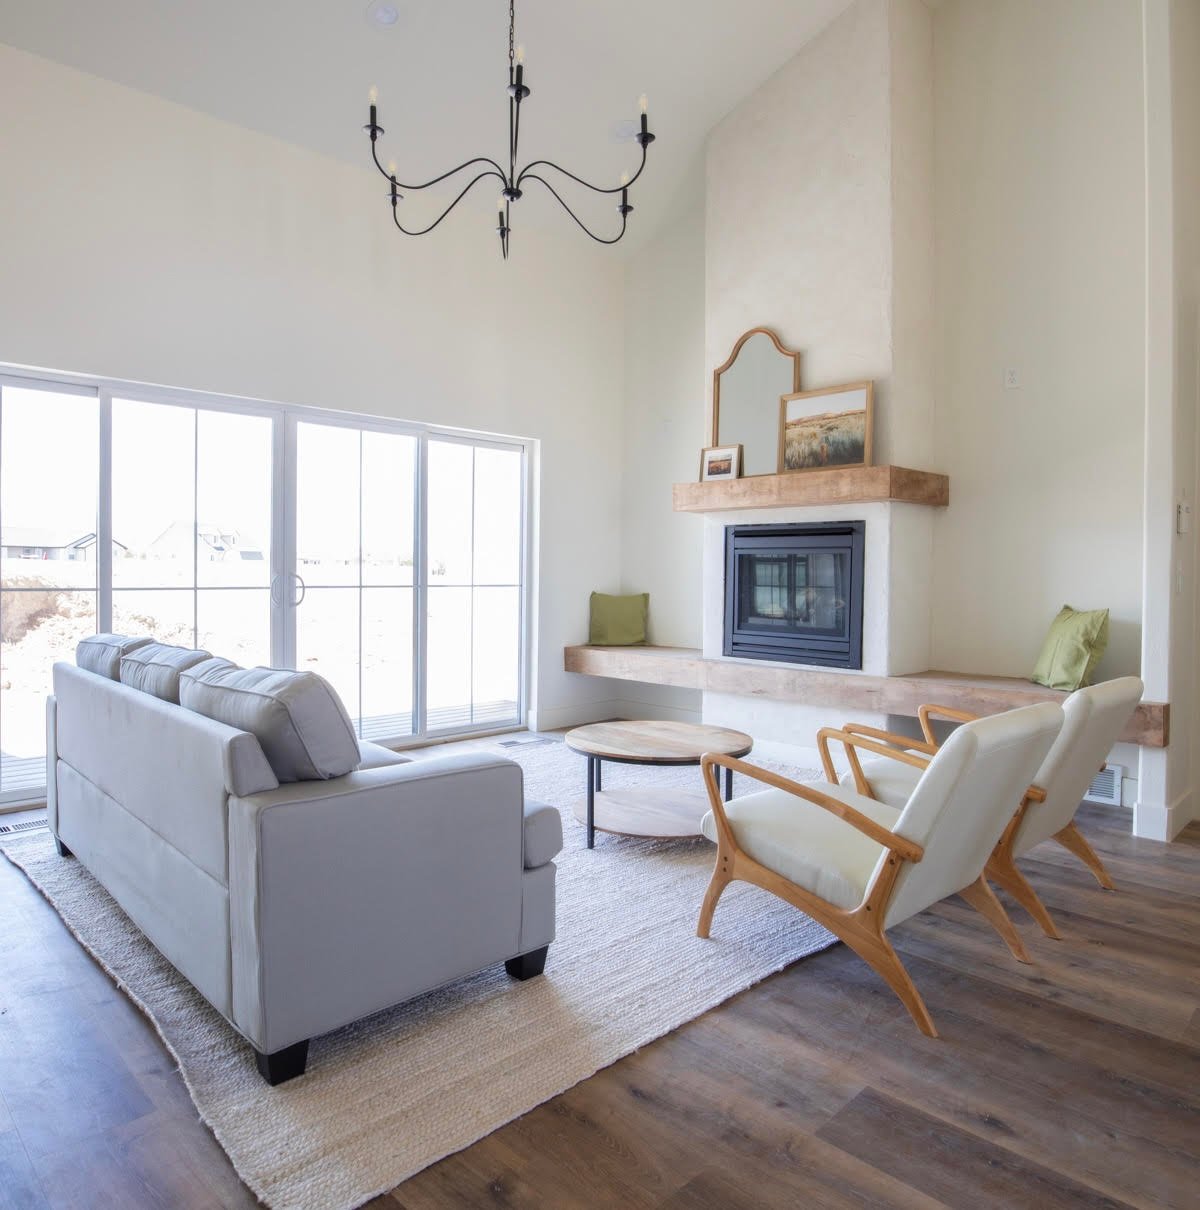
[{"x1": 563, "y1": 720, "x2": 754, "y2": 848}]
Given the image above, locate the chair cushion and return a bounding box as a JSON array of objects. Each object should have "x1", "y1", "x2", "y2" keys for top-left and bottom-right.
[
  {"x1": 76, "y1": 633, "x2": 152, "y2": 680},
  {"x1": 839, "y1": 758, "x2": 922, "y2": 811},
  {"x1": 701, "y1": 782, "x2": 900, "y2": 911},
  {"x1": 180, "y1": 663, "x2": 359, "y2": 783},
  {"x1": 523, "y1": 800, "x2": 563, "y2": 869},
  {"x1": 119, "y1": 642, "x2": 213, "y2": 704},
  {"x1": 357, "y1": 740, "x2": 413, "y2": 770}
]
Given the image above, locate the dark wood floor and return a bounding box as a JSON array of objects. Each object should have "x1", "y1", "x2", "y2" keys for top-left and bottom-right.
[{"x1": 1, "y1": 802, "x2": 1197, "y2": 1209}]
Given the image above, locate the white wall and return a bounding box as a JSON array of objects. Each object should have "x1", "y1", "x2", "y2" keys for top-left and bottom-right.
[
  {"x1": 930, "y1": 0, "x2": 1146, "y2": 682},
  {"x1": 0, "y1": 42, "x2": 627, "y2": 731}
]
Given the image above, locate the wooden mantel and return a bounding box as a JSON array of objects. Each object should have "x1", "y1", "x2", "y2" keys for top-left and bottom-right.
[
  {"x1": 673, "y1": 465, "x2": 949, "y2": 513},
  {"x1": 564, "y1": 645, "x2": 1168, "y2": 748}
]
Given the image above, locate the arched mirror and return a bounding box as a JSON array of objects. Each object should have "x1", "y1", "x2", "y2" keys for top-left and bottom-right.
[{"x1": 712, "y1": 328, "x2": 802, "y2": 476}]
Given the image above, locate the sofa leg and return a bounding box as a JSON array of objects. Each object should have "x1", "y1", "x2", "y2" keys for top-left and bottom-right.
[
  {"x1": 254, "y1": 1039, "x2": 309, "y2": 1085},
  {"x1": 53, "y1": 838, "x2": 72, "y2": 858},
  {"x1": 505, "y1": 945, "x2": 549, "y2": 981}
]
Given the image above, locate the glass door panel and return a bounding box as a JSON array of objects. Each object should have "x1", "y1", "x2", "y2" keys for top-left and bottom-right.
[{"x1": 0, "y1": 384, "x2": 99, "y2": 797}]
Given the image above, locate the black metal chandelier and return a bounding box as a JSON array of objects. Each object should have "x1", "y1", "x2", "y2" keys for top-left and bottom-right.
[{"x1": 363, "y1": 0, "x2": 655, "y2": 259}]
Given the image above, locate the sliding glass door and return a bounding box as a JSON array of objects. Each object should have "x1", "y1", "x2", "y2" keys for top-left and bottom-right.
[{"x1": 0, "y1": 370, "x2": 528, "y2": 804}]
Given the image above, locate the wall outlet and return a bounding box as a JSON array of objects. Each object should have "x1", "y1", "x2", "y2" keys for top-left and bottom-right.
[
  {"x1": 1003, "y1": 367, "x2": 1020, "y2": 389},
  {"x1": 1177, "y1": 501, "x2": 1192, "y2": 534}
]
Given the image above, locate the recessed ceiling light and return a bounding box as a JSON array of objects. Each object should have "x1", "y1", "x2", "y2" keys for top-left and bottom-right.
[{"x1": 365, "y1": 2, "x2": 400, "y2": 30}]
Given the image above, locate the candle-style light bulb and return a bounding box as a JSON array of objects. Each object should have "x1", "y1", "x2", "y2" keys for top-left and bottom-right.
[
  {"x1": 620, "y1": 170, "x2": 630, "y2": 187},
  {"x1": 498, "y1": 195, "x2": 506, "y2": 212},
  {"x1": 387, "y1": 160, "x2": 397, "y2": 177},
  {"x1": 638, "y1": 93, "x2": 648, "y2": 115},
  {"x1": 516, "y1": 44, "x2": 525, "y2": 65},
  {"x1": 368, "y1": 85, "x2": 379, "y2": 106}
]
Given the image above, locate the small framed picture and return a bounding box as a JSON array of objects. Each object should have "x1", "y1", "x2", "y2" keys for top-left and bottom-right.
[
  {"x1": 700, "y1": 444, "x2": 743, "y2": 482},
  {"x1": 778, "y1": 382, "x2": 874, "y2": 473}
]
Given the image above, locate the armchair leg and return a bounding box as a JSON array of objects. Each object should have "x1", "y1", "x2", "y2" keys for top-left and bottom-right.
[
  {"x1": 254, "y1": 1039, "x2": 309, "y2": 1086},
  {"x1": 697, "y1": 853, "x2": 733, "y2": 939},
  {"x1": 505, "y1": 946, "x2": 549, "y2": 980},
  {"x1": 959, "y1": 876, "x2": 1031, "y2": 964},
  {"x1": 53, "y1": 837, "x2": 72, "y2": 858},
  {"x1": 1054, "y1": 822, "x2": 1116, "y2": 890},
  {"x1": 848, "y1": 929, "x2": 939, "y2": 1039},
  {"x1": 986, "y1": 852, "x2": 1061, "y2": 940}
]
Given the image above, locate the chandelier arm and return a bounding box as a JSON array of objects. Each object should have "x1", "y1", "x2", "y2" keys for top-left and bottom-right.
[
  {"x1": 516, "y1": 142, "x2": 647, "y2": 195},
  {"x1": 371, "y1": 141, "x2": 507, "y2": 192},
  {"x1": 521, "y1": 174, "x2": 629, "y2": 245},
  {"x1": 391, "y1": 170, "x2": 507, "y2": 236}
]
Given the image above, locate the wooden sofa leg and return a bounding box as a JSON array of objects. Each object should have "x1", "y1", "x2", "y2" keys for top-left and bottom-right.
[
  {"x1": 53, "y1": 838, "x2": 72, "y2": 858},
  {"x1": 1054, "y1": 822, "x2": 1116, "y2": 890},
  {"x1": 505, "y1": 946, "x2": 549, "y2": 980},
  {"x1": 254, "y1": 1039, "x2": 309, "y2": 1085}
]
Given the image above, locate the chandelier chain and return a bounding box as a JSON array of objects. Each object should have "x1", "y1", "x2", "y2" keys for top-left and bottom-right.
[{"x1": 509, "y1": 0, "x2": 515, "y2": 67}]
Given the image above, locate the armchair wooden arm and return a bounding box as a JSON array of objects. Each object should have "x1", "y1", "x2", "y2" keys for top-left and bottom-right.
[
  {"x1": 917, "y1": 703, "x2": 979, "y2": 746},
  {"x1": 816, "y1": 727, "x2": 931, "y2": 799},
  {"x1": 699, "y1": 752, "x2": 924, "y2": 862},
  {"x1": 840, "y1": 723, "x2": 938, "y2": 755}
]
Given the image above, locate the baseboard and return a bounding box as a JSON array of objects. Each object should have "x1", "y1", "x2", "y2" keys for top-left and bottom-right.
[
  {"x1": 1134, "y1": 788, "x2": 1195, "y2": 841},
  {"x1": 528, "y1": 697, "x2": 702, "y2": 733}
]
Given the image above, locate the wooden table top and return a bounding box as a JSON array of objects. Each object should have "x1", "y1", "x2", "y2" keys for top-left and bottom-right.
[{"x1": 564, "y1": 719, "x2": 753, "y2": 765}]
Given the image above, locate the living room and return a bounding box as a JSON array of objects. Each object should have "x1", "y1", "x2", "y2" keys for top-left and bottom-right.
[{"x1": 0, "y1": 1, "x2": 1197, "y2": 1207}]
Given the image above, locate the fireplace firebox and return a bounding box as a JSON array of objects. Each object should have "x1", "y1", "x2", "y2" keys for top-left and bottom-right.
[{"x1": 724, "y1": 522, "x2": 865, "y2": 668}]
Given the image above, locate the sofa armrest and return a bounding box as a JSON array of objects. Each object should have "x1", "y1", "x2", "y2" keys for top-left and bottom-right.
[{"x1": 227, "y1": 752, "x2": 529, "y2": 1054}]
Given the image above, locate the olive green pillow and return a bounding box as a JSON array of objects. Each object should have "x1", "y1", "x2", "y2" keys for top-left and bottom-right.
[
  {"x1": 589, "y1": 592, "x2": 649, "y2": 646},
  {"x1": 1031, "y1": 605, "x2": 1110, "y2": 691}
]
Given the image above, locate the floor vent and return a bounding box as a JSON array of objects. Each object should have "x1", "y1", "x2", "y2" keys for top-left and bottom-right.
[
  {"x1": 0, "y1": 817, "x2": 48, "y2": 834},
  {"x1": 1084, "y1": 764, "x2": 1124, "y2": 807}
]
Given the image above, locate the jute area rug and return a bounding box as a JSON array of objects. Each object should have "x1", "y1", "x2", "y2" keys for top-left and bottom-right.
[{"x1": 2, "y1": 738, "x2": 834, "y2": 1210}]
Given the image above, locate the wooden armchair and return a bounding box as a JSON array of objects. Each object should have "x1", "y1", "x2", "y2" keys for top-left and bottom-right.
[
  {"x1": 834, "y1": 678, "x2": 1144, "y2": 939},
  {"x1": 697, "y1": 704, "x2": 1064, "y2": 1036}
]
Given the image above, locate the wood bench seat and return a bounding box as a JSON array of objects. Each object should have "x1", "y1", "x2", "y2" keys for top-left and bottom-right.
[{"x1": 563, "y1": 645, "x2": 1168, "y2": 748}]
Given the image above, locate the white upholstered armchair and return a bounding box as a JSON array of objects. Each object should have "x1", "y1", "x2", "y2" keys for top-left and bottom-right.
[{"x1": 697, "y1": 703, "x2": 1064, "y2": 1037}]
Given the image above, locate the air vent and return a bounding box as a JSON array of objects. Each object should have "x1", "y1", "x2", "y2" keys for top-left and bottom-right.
[
  {"x1": 0, "y1": 816, "x2": 48, "y2": 834},
  {"x1": 1084, "y1": 764, "x2": 1124, "y2": 807}
]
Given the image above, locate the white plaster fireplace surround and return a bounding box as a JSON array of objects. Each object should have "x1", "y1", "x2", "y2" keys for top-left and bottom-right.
[{"x1": 701, "y1": 501, "x2": 934, "y2": 757}]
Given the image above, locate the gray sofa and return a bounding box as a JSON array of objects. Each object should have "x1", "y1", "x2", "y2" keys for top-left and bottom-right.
[{"x1": 46, "y1": 640, "x2": 562, "y2": 1085}]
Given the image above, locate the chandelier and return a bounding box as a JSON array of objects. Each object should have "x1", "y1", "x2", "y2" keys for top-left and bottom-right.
[{"x1": 363, "y1": 0, "x2": 656, "y2": 259}]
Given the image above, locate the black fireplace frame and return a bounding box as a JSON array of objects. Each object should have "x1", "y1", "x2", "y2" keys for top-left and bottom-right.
[{"x1": 723, "y1": 522, "x2": 865, "y2": 669}]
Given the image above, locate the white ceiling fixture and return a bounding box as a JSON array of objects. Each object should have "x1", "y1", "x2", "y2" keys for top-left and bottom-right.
[
  {"x1": 364, "y1": 3, "x2": 400, "y2": 31},
  {"x1": 0, "y1": 1, "x2": 856, "y2": 251}
]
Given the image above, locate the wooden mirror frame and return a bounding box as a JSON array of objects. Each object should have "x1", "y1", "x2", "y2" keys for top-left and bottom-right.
[{"x1": 710, "y1": 327, "x2": 803, "y2": 449}]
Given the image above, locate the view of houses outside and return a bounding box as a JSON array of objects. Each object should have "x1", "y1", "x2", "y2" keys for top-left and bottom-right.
[{"x1": 1, "y1": 388, "x2": 522, "y2": 796}]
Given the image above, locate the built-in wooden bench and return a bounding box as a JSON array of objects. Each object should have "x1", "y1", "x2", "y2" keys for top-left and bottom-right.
[{"x1": 563, "y1": 645, "x2": 1168, "y2": 748}]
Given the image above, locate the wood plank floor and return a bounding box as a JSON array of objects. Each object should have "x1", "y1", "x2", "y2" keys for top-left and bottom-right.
[{"x1": 0, "y1": 801, "x2": 1197, "y2": 1209}]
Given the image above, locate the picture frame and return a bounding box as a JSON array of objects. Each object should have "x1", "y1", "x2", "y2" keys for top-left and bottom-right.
[
  {"x1": 699, "y1": 444, "x2": 743, "y2": 482},
  {"x1": 778, "y1": 381, "x2": 874, "y2": 474}
]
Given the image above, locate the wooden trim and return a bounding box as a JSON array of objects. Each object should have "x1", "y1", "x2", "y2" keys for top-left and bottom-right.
[
  {"x1": 777, "y1": 381, "x2": 875, "y2": 475},
  {"x1": 711, "y1": 327, "x2": 802, "y2": 448},
  {"x1": 561, "y1": 645, "x2": 1169, "y2": 748},
  {"x1": 672, "y1": 464, "x2": 950, "y2": 513}
]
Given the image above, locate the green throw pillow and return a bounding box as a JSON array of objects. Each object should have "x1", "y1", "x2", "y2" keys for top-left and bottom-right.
[
  {"x1": 589, "y1": 592, "x2": 649, "y2": 646},
  {"x1": 1031, "y1": 605, "x2": 1110, "y2": 691}
]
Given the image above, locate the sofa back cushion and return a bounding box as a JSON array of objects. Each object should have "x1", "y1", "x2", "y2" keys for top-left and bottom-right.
[
  {"x1": 181, "y1": 664, "x2": 360, "y2": 783},
  {"x1": 120, "y1": 642, "x2": 213, "y2": 704},
  {"x1": 77, "y1": 633, "x2": 152, "y2": 680}
]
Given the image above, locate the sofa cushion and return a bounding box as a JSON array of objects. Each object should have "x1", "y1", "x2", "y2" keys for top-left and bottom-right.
[
  {"x1": 120, "y1": 642, "x2": 213, "y2": 704},
  {"x1": 523, "y1": 800, "x2": 564, "y2": 868},
  {"x1": 76, "y1": 633, "x2": 153, "y2": 680},
  {"x1": 358, "y1": 740, "x2": 412, "y2": 770},
  {"x1": 180, "y1": 663, "x2": 360, "y2": 782}
]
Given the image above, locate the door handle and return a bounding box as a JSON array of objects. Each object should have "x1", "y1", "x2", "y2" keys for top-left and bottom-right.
[{"x1": 291, "y1": 572, "x2": 307, "y2": 607}]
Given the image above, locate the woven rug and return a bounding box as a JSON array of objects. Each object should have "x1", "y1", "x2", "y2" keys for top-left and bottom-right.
[{"x1": 2, "y1": 738, "x2": 833, "y2": 1210}]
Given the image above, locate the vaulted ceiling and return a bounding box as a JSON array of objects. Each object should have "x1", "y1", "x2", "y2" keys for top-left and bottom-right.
[{"x1": 0, "y1": 1, "x2": 853, "y2": 247}]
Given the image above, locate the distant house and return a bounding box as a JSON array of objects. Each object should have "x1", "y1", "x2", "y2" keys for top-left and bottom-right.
[
  {"x1": 147, "y1": 521, "x2": 265, "y2": 562},
  {"x1": 0, "y1": 528, "x2": 127, "y2": 562}
]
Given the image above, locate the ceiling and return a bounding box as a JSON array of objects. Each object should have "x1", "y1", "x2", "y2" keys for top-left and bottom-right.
[{"x1": 0, "y1": 0, "x2": 853, "y2": 250}]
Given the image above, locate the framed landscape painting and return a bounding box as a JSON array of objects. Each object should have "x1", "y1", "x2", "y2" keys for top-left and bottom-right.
[
  {"x1": 700, "y1": 444, "x2": 743, "y2": 482},
  {"x1": 778, "y1": 381, "x2": 874, "y2": 473}
]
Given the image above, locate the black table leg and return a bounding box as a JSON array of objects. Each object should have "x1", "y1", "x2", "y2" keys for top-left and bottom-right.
[
  {"x1": 586, "y1": 755, "x2": 596, "y2": 849},
  {"x1": 725, "y1": 765, "x2": 734, "y2": 802},
  {"x1": 595, "y1": 759, "x2": 603, "y2": 792}
]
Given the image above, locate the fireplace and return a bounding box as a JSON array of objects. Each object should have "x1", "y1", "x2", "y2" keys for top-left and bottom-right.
[{"x1": 724, "y1": 522, "x2": 865, "y2": 668}]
